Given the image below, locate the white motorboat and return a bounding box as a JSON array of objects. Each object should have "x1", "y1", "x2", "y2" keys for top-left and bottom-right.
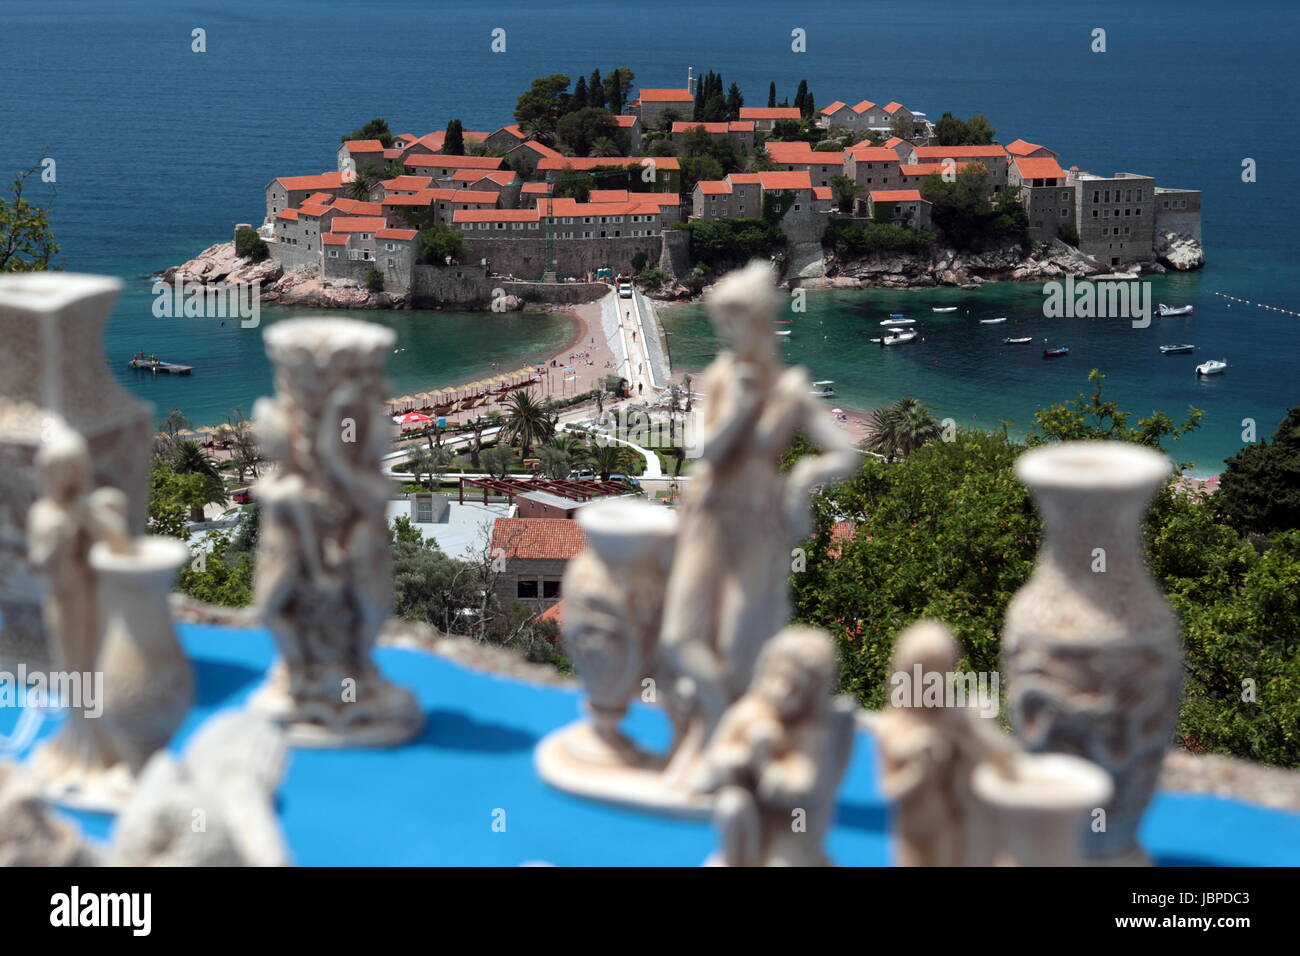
[
  {"x1": 1003, "y1": 336, "x2": 1033, "y2": 344},
  {"x1": 1158, "y1": 303, "x2": 1194, "y2": 317},
  {"x1": 811, "y1": 380, "x2": 835, "y2": 398},
  {"x1": 932, "y1": 306, "x2": 958, "y2": 313},
  {"x1": 1160, "y1": 344, "x2": 1194, "y2": 354},
  {"x1": 1195, "y1": 359, "x2": 1227, "y2": 376},
  {"x1": 980, "y1": 317, "x2": 1007, "y2": 324},
  {"x1": 880, "y1": 317, "x2": 916, "y2": 326},
  {"x1": 882, "y1": 330, "x2": 917, "y2": 346},
  {"x1": 775, "y1": 330, "x2": 791, "y2": 336}
]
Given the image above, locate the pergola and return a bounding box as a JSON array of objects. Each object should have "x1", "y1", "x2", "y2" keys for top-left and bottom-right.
[{"x1": 458, "y1": 476, "x2": 631, "y2": 505}]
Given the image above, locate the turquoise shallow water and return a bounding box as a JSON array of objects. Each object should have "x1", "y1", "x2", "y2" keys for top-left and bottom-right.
[{"x1": 2, "y1": 0, "x2": 1296, "y2": 461}]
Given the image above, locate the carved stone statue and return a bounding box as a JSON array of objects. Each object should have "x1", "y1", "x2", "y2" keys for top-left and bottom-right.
[
  {"x1": 0, "y1": 274, "x2": 151, "y2": 675},
  {"x1": 25, "y1": 418, "x2": 193, "y2": 811},
  {"x1": 534, "y1": 499, "x2": 702, "y2": 813},
  {"x1": 109, "y1": 711, "x2": 291, "y2": 867},
  {"x1": 26, "y1": 419, "x2": 135, "y2": 809},
  {"x1": 692, "y1": 626, "x2": 854, "y2": 866},
  {"x1": 1002, "y1": 441, "x2": 1179, "y2": 865},
  {"x1": 247, "y1": 318, "x2": 422, "y2": 747},
  {"x1": 876, "y1": 619, "x2": 1018, "y2": 867},
  {"x1": 657, "y1": 262, "x2": 859, "y2": 785}
]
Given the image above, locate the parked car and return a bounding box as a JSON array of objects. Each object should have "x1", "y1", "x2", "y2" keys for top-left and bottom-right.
[
  {"x1": 568, "y1": 468, "x2": 596, "y2": 480},
  {"x1": 231, "y1": 488, "x2": 253, "y2": 504},
  {"x1": 607, "y1": 473, "x2": 642, "y2": 489},
  {"x1": 618, "y1": 282, "x2": 633, "y2": 299}
]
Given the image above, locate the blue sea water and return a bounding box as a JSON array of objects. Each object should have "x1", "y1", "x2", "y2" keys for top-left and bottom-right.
[{"x1": 2, "y1": 0, "x2": 1297, "y2": 468}]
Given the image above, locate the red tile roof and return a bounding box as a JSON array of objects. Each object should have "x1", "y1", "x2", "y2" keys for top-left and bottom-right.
[
  {"x1": 535, "y1": 197, "x2": 665, "y2": 217},
  {"x1": 521, "y1": 182, "x2": 552, "y2": 194},
  {"x1": 883, "y1": 137, "x2": 906, "y2": 148},
  {"x1": 1012, "y1": 156, "x2": 1066, "y2": 180},
  {"x1": 536, "y1": 156, "x2": 679, "y2": 171},
  {"x1": 406, "y1": 154, "x2": 505, "y2": 171},
  {"x1": 883, "y1": 102, "x2": 906, "y2": 114},
  {"x1": 344, "y1": 139, "x2": 385, "y2": 153},
  {"x1": 275, "y1": 171, "x2": 352, "y2": 191},
  {"x1": 275, "y1": 209, "x2": 299, "y2": 221},
  {"x1": 870, "y1": 189, "x2": 927, "y2": 203},
  {"x1": 512, "y1": 139, "x2": 564, "y2": 158},
  {"x1": 739, "y1": 107, "x2": 801, "y2": 120},
  {"x1": 375, "y1": 228, "x2": 418, "y2": 241},
  {"x1": 638, "y1": 88, "x2": 694, "y2": 102},
  {"x1": 671, "y1": 121, "x2": 754, "y2": 133},
  {"x1": 297, "y1": 202, "x2": 334, "y2": 217},
  {"x1": 612, "y1": 114, "x2": 639, "y2": 127},
  {"x1": 820, "y1": 101, "x2": 848, "y2": 116},
  {"x1": 851, "y1": 146, "x2": 905, "y2": 162},
  {"x1": 450, "y1": 169, "x2": 518, "y2": 186},
  {"x1": 757, "y1": 170, "x2": 813, "y2": 190},
  {"x1": 447, "y1": 189, "x2": 500, "y2": 205},
  {"x1": 381, "y1": 175, "x2": 434, "y2": 191},
  {"x1": 901, "y1": 162, "x2": 974, "y2": 176},
  {"x1": 490, "y1": 517, "x2": 587, "y2": 561},
  {"x1": 452, "y1": 208, "x2": 540, "y2": 223},
  {"x1": 1005, "y1": 139, "x2": 1047, "y2": 156},
  {"x1": 329, "y1": 198, "x2": 382, "y2": 216},
  {"x1": 322, "y1": 233, "x2": 348, "y2": 246},
  {"x1": 696, "y1": 180, "x2": 732, "y2": 195},
  {"x1": 537, "y1": 600, "x2": 564, "y2": 624},
  {"x1": 496, "y1": 123, "x2": 526, "y2": 140},
  {"x1": 913, "y1": 145, "x2": 1008, "y2": 159},
  {"x1": 813, "y1": 186, "x2": 832, "y2": 200},
  {"x1": 852, "y1": 100, "x2": 877, "y2": 114},
  {"x1": 329, "y1": 216, "x2": 387, "y2": 233}
]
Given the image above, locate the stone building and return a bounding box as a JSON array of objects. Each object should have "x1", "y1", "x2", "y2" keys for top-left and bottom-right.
[
  {"x1": 489, "y1": 517, "x2": 587, "y2": 616},
  {"x1": 670, "y1": 120, "x2": 755, "y2": 156},
  {"x1": 763, "y1": 141, "x2": 845, "y2": 188},
  {"x1": 632, "y1": 88, "x2": 695, "y2": 131},
  {"x1": 737, "y1": 106, "x2": 801, "y2": 131},
  {"x1": 1008, "y1": 155, "x2": 1073, "y2": 244},
  {"x1": 868, "y1": 189, "x2": 933, "y2": 231},
  {"x1": 820, "y1": 100, "x2": 916, "y2": 135},
  {"x1": 1154, "y1": 187, "x2": 1202, "y2": 241},
  {"x1": 908, "y1": 145, "x2": 1009, "y2": 192},
  {"x1": 845, "y1": 145, "x2": 905, "y2": 192},
  {"x1": 1068, "y1": 170, "x2": 1156, "y2": 267},
  {"x1": 264, "y1": 171, "x2": 354, "y2": 225}
]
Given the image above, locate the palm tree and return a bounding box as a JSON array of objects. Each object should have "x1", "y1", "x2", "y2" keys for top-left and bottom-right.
[
  {"x1": 171, "y1": 440, "x2": 227, "y2": 521},
  {"x1": 864, "y1": 398, "x2": 941, "y2": 462},
  {"x1": 588, "y1": 441, "x2": 636, "y2": 481},
  {"x1": 591, "y1": 136, "x2": 620, "y2": 158},
  {"x1": 348, "y1": 164, "x2": 381, "y2": 200},
  {"x1": 502, "y1": 390, "x2": 554, "y2": 457}
]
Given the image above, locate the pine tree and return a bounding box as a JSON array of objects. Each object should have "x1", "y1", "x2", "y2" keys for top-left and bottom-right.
[
  {"x1": 768, "y1": 82, "x2": 777, "y2": 108},
  {"x1": 444, "y1": 119, "x2": 465, "y2": 155},
  {"x1": 589, "y1": 69, "x2": 604, "y2": 110},
  {"x1": 795, "y1": 80, "x2": 809, "y2": 117},
  {"x1": 726, "y1": 82, "x2": 744, "y2": 121},
  {"x1": 572, "y1": 75, "x2": 588, "y2": 111}
]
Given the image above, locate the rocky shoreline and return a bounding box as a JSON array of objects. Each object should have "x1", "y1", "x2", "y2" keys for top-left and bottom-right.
[{"x1": 160, "y1": 241, "x2": 405, "y2": 310}]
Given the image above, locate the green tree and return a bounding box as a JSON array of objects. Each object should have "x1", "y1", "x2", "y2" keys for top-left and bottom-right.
[
  {"x1": 588, "y1": 440, "x2": 637, "y2": 481},
  {"x1": 342, "y1": 118, "x2": 393, "y2": 147},
  {"x1": 515, "y1": 74, "x2": 571, "y2": 139},
  {"x1": 502, "y1": 390, "x2": 555, "y2": 456},
  {"x1": 557, "y1": 107, "x2": 619, "y2": 157},
  {"x1": 364, "y1": 268, "x2": 385, "y2": 293},
  {"x1": 417, "y1": 221, "x2": 466, "y2": 265},
  {"x1": 389, "y1": 516, "x2": 484, "y2": 633},
  {"x1": 169, "y1": 441, "x2": 227, "y2": 521},
  {"x1": 444, "y1": 119, "x2": 465, "y2": 156},
  {"x1": 480, "y1": 444, "x2": 514, "y2": 478},
  {"x1": 0, "y1": 163, "x2": 59, "y2": 272},
  {"x1": 234, "y1": 226, "x2": 268, "y2": 263},
  {"x1": 829, "y1": 174, "x2": 861, "y2": 214},
  {"x1": 767, "y1": 82, "x2": 777, "y2": 108},
  {"x1": 1216, "y1": 406, "x2": 1300, "y2": 537},
  {"x1": 865, "y1": 397, "x2": 942, "y2": 461}
]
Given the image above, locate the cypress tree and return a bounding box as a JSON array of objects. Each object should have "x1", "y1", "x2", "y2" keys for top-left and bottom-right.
[{"x1": 768, "y1": 82, "x2": 777, "y2": 108}]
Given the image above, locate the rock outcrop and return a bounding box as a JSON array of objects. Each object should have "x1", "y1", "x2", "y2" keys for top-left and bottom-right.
[
  {"x1": 806, "y1": 243, "x2": 1100, "y2": 291},
  {"x1": 159, "y1": 242, "x2": 401, "y2": 310},
  {"x1": 1155, "y1": 231, "x2": 1206, "y2": 271}
]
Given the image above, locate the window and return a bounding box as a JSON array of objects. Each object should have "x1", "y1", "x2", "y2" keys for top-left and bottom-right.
[
  {"x1": 1093, "y1": 190, "x2": 1100, "y2": 203},
  {"x1": 1135, "y1": 208, "x2": 1141, "y2": 216},
  {"x1": 386, "y1": 258, "x2": 394, "y2": 267},
  {"x1": 415, "y1": 499, "x2": 433, "y2": 523},
  {"x1": 329, "y1": 250, "x2": 339, "y2": 258},
  {"x1": 385, "y1": 243, "x2": 396, "y2": 251},
  {"x1": 361, "y1": 233, "x2": 371, "y2": 240},
  {"x1": 517, "y1": 580, "x2": 538, "y2": 599},
  {"x1": 543, "y1": 580, "x2": 561, "y2": 599},
  {"x1": 1061, "y1": 191, "x2": 1070, "y2": 202}
]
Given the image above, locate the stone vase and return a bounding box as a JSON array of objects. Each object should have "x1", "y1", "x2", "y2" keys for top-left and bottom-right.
[
  {"x1": 92, "y1": 537, "x2": 193, "y2": 778},
  {"x1": 972, "y1": 753, "x2": 1114, "y2": 866},
  {"x1": 1002, "y1": 441, "x2": 1181, "y2": 866},
  {"x1": 0, "y1": 275, "x2": 152, "y2": 672}
]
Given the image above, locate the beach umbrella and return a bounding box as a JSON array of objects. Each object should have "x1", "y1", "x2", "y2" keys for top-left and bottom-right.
[
  {"x1": 831, "y1": 408, "x2": 844, "y2": 415},
  {"x1": 394, "y1": 412, "x2": 433, "y2": 425}
]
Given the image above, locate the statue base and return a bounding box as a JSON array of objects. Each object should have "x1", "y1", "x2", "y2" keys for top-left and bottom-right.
[
  {"x1": 247, "y1": 678, "x2": 423, "y2": 749},
  {"x1": 534, "y1": 721, "x2": 714, "y2": 820}
]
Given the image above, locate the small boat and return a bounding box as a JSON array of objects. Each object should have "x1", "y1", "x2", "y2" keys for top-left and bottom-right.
[
  {"x1": 1003, "y1": 336, "x2": 1033, "y2": 344},
  {"x1": 1196, "y1": 359, "x2": 1227, "y2": 376},
  {"x1": 1043, "y1": 346, "x2": 1070, "y2": 358},
  {"x1": 932, "y1": 306, "x2": 958, "y2": 313},
  {"x1": 868, "y1": 337, "x2": 882, "y2": 343},
  {"x1": 882, "y1": 330, "x2": 917, "y2": 346},
  {"x1": 1160, "y1": 344, "x2": 1195, "y2": 354},
  {"x1": 775, "y1": 330, "x2": 791, "y2": 336},
  {"x1": 1158, "y1": 303, "x2": 1194, "y2": 317},
  {"x1": 811, "y1": 380, "x2": 836, "y2": 398},
  {"x1": 880, "y1": 317, "x2": 916, "y2": 326},
  {"x1": 980, "y1": 317, "x2": 1007, "y2": 324}
]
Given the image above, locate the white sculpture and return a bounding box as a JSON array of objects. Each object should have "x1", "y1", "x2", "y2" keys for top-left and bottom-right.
[
  {"x1": 533, "y1": 499, "x2": 704, "y2": 813},
  {"x1": 657, "y1": 261, "x2": 859, "y2": 785},
  {"x1": 1003, "y1": 441, "x2": 1180, "y2": 866},
  {"x1": 692, "y1": 627, "x2": 855, "y2": 866},
  {"x1": 877, "y1": 619, "x2": 1018, "y2": 867},
  {"x1": 25, "y1": 419, "x2": 193, "y2": 811},
  {"x1": 109, "y1": 711, "x2": 291, "y2": 867},
  {"x1": 247, "y1": 318, "x2": 422, "y2": 747},
  {"x1": 0, "y1": 274, "x2": 151, "y2": 674},
  {"x1": 0, "y1": 762, "x2": 99, "y2": 867}
]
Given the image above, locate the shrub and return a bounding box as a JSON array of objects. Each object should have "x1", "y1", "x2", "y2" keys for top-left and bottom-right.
[
  {"x1": 234, "y1": 226, "x2": 268, "y2": 263},
  {"x1": 364, "y1": 268, "x2": 385, "y2": 292}
]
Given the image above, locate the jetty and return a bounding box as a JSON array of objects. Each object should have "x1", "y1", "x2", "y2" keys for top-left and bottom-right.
[{"x1": 129, "y1": 352, "x2": 193, "y2": 375}]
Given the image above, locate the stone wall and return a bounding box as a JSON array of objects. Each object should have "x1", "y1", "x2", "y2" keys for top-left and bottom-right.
[
  {"x1": 411, "y1": 264, "x2": 494, "y2": 308},
  {"x1": 498, "y1": 281, "x2": 608, "y2": 305},
  {"x1": 659, "y1": 228, "x2": 691, "y2": 279},
  {"x1": 463, "y1": 235, "x2": 663, "y2": 281},
  {"x1": 271, "y1": 241, "x2": 320, "y2": 272}
]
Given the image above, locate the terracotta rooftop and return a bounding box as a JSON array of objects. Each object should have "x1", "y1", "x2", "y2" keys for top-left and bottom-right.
[
  {"x1": 740, "y1": 107, "x2": 801, "y2": 120},
  {"x1": 870, "y1": 189, "x2": 927, "y2": 203},
  {"x1": 1006, "y1": 139, "x2": 1049, "y2": 156},
  {"x1": 344, "y1": 139, "x2": 385, "y2": 153},
  {"x1": 328, "y1": 216, "x2": 387, "y2": 233},
  {"x1": 274, "y1": 171, "x2": 353, "y2": 191},
  {"x1": 375, "y1": 228, "x2": 418, "y2": 241},
  {"x1": 913, "y1": 145, "x2": 1008, "y2": 159},
  {"x1": 820, "y1": 101, "x2": 847, "y2": 115},
  {"x1": 490, "y1": 517, "x2": 587, "y2": 561},
  {"x1": 536, "y1": 156, "x2": 680, "y2": 171},
  {"x1": 406, "y1": 154, "x2": 506, "y2": 170},
  {"x1": 452, "y1": 208, "x2": 540, "y2": 222},
  {"x1": 757, "y1": 170, "x2": 813, "y2": 190},
  {"x1": 1012, "y1": 156, "x2": 1066, "y2": 180},
  {"x1": 637, "y1": 88, "x2": 694, "y2": 102}
]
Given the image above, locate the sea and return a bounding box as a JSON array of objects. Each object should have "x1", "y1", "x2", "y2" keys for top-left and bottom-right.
[{"x1": 2, "y1": 0, "x2": 1296, "y2": 474}]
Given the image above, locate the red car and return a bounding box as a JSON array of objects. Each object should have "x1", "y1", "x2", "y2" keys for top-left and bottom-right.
[{"x1": 231, "y1": 488, "x2": 253, "y2": 504}]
